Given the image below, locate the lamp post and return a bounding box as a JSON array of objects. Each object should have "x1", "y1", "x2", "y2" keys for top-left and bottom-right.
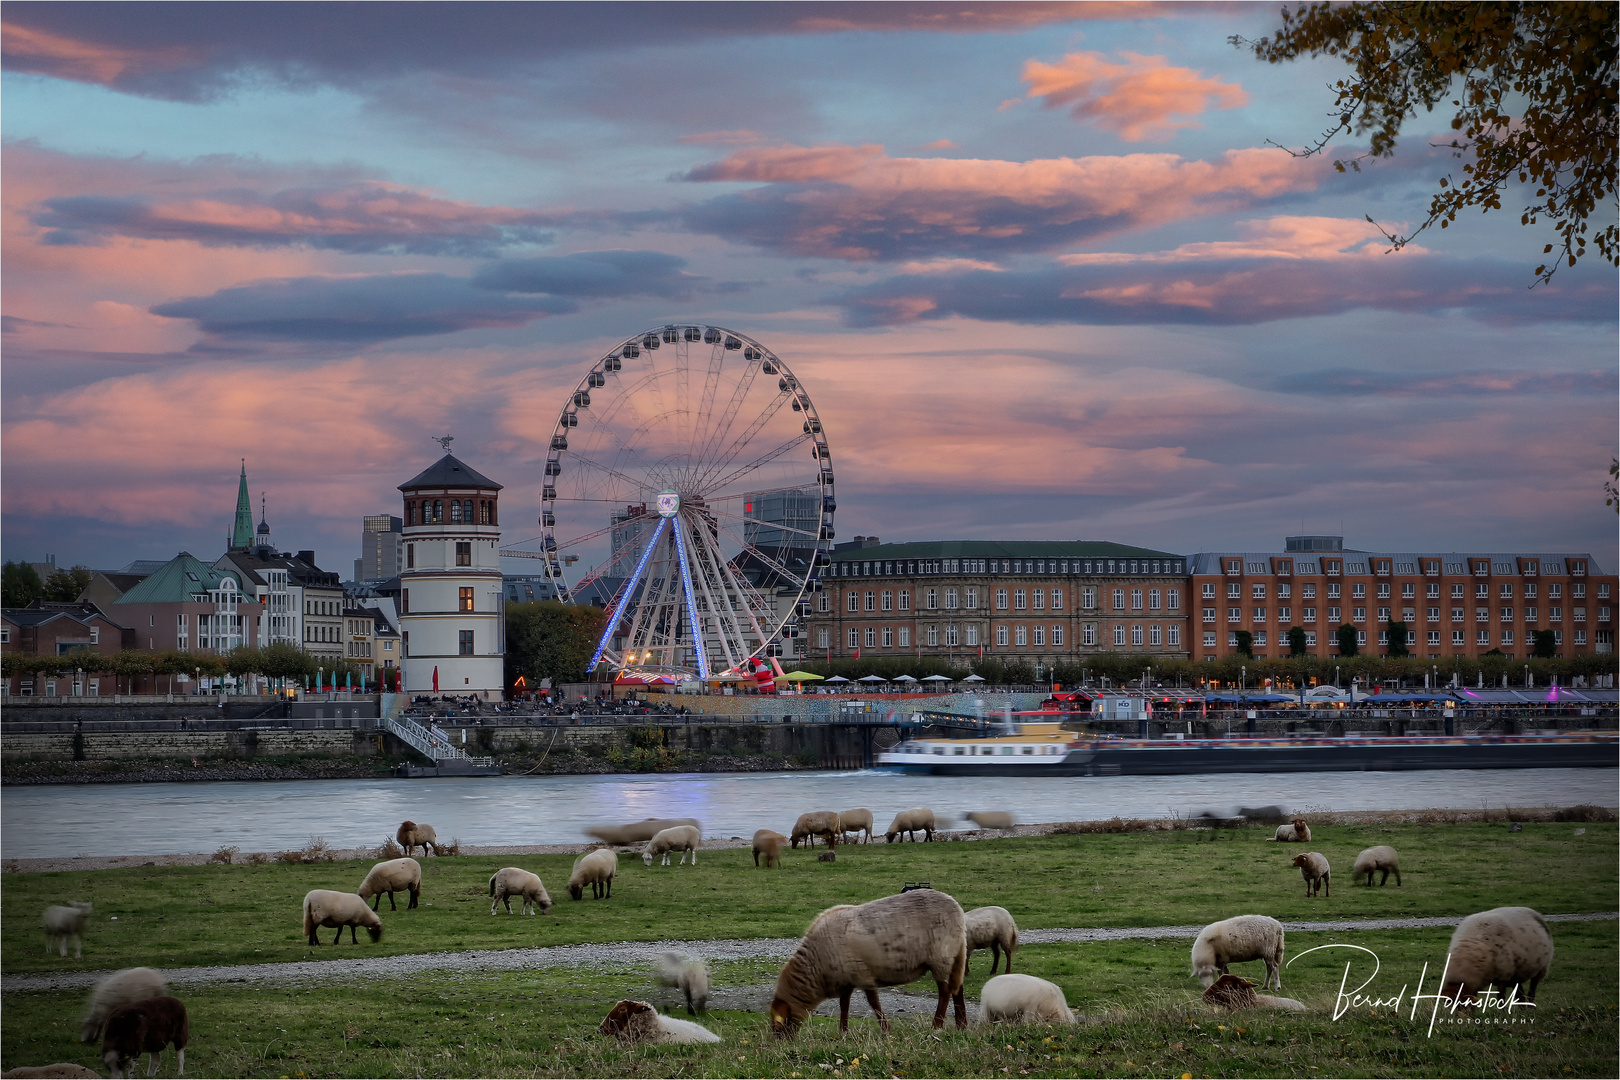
[
  {"x1": 194, "y1": 666, "x2": 201, "y2": 696},
  {"x1": 75, "y1": 666, "x2": 82, "y2": 698}
]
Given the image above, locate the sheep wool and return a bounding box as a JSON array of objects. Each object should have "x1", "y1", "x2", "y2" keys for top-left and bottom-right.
[
  {"x1": 302, "y1": 890, "x2": 383, "y2": 945},
  {"x1": 1443, "y1": 907, "x2": 1554, "y2": 1005},
  {"x1": 753, "y1": 829, "x2": 787, "y2": 868},
  {"x1": 642, "y1": 825, "x2": 701, "y2": 867},
  {"x1": 964, "y1": 905, "x2": 1019, "y2": 975},
  {"x1": 1352, "y1": 845, "x2": 1402, "y2": 887},
  {"x1": 1191, "y1": 915, "x2": 1286, "y2": 990},
  {"x1": 838, "y1": 808, "x2": 874, "y2": 844},
  {"x1": 599, "y1": 1000, "x2": 721, "y2": 1045},
  {"x1": 80, "y1": 968, "x2": 166, "y2": 1044},
  {"x1": 396, "y1": 820, "x2": 440, "y2": 857},
  {"x1": 101, "y1": 996, "x2": 187, "y2": 1080},
  {"x1": 1292, "y1": 852, "x2": 1331, "y2": 897},
  {"x1": 790, "y1": 811, "x2": 843, "y2": 849},
  {"x1": 489, "y1": 867, "x2": 552, "y2": 915},
  {"x1": 357, "y1": 857, "x2": 422, "y2": 911},
  {"x1": 980, "y1": 973, "x2": 1074, "y2": 1024},
  {"x1": 885, "y1": 807, "x2": 936, "y2": 843},
  {"x1": 568, "y1": 848, "x2": 617, "y2": 900},
  {"x1": 1267, "y1": 818, "x2": 1311, "y2": 842}
]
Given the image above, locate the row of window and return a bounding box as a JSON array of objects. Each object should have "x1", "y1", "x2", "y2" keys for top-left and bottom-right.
[
  {"x1": 305, "y1": 598, "x2": 341, "y2": 615},
  {"x1": 1202, "y1": 581, "x2": 1604, "y2": 600},
  {"x1": 406, "y1": 498, "x2": 497, "y2": 526},
  {"x1": 399, "y1": 588, "x2": 481, "y2": 615},
  {"x1": 836, "y1": 587, "x2": 1181, "y2": 613},
  {"x1": 833, "y1": 557, "x2": 1184, "y2": 577},
  {"x1": 1204, "y1": 605, "x2": 1604, "y2": 625},
  {"x1": 1221, "y1": 558, "x2": 1590, "y2": 577},
  {"x1": 825, "y1": 623, "x2": 1184, "y2": 649},
  {"x1": 1204, "y1": 629, "x2": 1601, "y2": 649},
  {"x1": 405, "y1": 541, "x2": 478, "y2": 570}
]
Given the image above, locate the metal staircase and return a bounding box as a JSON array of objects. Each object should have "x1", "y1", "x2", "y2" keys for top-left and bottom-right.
[{"x1": 383, "y1": 715, "x2": 494, "y2": 768}]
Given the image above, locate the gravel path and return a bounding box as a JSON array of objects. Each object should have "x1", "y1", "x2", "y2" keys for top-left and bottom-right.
[{"x1": 7, "y1": 913, "x2": 1612, "y2": 994}]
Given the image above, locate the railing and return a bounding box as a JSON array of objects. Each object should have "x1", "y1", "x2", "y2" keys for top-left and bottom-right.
[{"x1": 383, "y1": 714, "x2": 492, "y2": 766}]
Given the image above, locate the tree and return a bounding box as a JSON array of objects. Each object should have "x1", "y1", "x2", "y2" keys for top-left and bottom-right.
[
  {"x1": 1606, "y1": 457, "x2": 1619, "y2": 513},
  {"x1": 505, "y1": 601, "x2": 610, "y2": 689},
  {"x1": 1336, "y1": 623, "x2": 1360, "y2": 657},
  {"x1": 1287, "y1": 626, "x2": 1309, "y2": 657},
  {"x1": 42, "y1": 565, "x2": 94, "y2": 603},
  {"x1": 1386, "y1": 620, "x2": 1412, "y2": 658},
  {"x1": 2, "y1": 561, "x2": 43, "y2": 608},
  {"x1": 1240, "y1": 2, "x2": 1617, "y2": 283},
  {"x1": 1531, "y1": 628, "x2": 1558, "y2": 657},
  {"x1": 1234, "y1": 630, "x2": 1255, "y2": 659}
]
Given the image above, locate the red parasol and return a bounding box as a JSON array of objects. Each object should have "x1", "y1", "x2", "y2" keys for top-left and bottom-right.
[{"x1": 432, "y1": 665, "x2": 439, "y2": 692}]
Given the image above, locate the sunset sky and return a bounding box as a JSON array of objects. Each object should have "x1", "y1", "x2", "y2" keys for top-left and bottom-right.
[{"x1": 3, "y1": 1, "x2": 1615, "y2": 578}]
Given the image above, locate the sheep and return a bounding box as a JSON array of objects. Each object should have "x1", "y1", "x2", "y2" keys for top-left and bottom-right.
[
  {"x1": 1352, "y1": 845, "x2": 1401, "y2": 887},
  {"x1": 586, "y1": 817, "x2": 701, "y2": 846},
  {"x1": 1203, "y1": 973, "x2": 1307, "y2": 1012},
  {"x1": 1441, "y1": 907, "x2": 1554, "y2": 1006},
  {"x1": 753, "y1": 829, "x2": 787, "y2": 868},
  {"x1": 598, "y1": 999, "x2": 721, "y2": 1045},
  {"x1": 790, "y1": 810, "x2": 843, "y2": 849},
  {"x1": 885, "y1": 807, "x2": 936, "y2": 843},
  {"x1": 302, "y1": 889, "x2": 383, "y2": 945},
  {"x1": 489, "y1": 867, "x2": 552, "y2": 915},
  {"x1": 1267, "y1": 817, "x2": 1311, "y2": 842},
  {"x1": 357, "y1": 857, "x2": 421, "y2": 911},
  {"x1": 42, "y1": 902, "x2": 92, "y2": 959},
  {"x1": 568, "y1": 848, "x2": 617, "y2": 900},
  {"x1": 101, "y1": 996, "x2": 187, "y2": 1079},
  {"x1": 980, "y1": 973, "x2": 1074, "y2": 1024},
  {"x1": 769, "y1": 887, "x2": 968, "y2": 1036},
  {"x1": 966, "y1": 811, "x2": 1016, "y2": 832},
  {"x1": 965, "y1": 905, "x2": 1019, "y2": 975},
  {"x1": 656, "y1": 951, "x2": 710, "y2": 1014},
  {"x1": 2, "y1": 1064, "x2": 103, "y2": 1077},
  {"x1": 80, "y1": 967, "x2": 167, "y2": 1043},
  {"x1": 839, "y1": 808, "x2": 874, "y2": 844},
  {"x1": 1191, "y1": 915, "x2": 1285, "y2": 991},
  {"x1": 396, "y1": 820, "x2": 440, "y2": 857},
  {"x1": 643, "y1": 825, "x2": 701, "y2": 867},
  {"x1": 1292, "y1": 852, "x2": 1331, "y2": 898}
]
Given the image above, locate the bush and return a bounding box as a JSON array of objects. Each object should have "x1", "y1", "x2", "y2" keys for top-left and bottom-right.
[
  {"x1": 210, "y1": 845, "x2": 240, "y2": 865},
  {"x1": 245, "y1": 851, "x2": 269, "y2": 865},
  {"x1": 373, "y1": 836, "x2": 405, "y2": 860}
]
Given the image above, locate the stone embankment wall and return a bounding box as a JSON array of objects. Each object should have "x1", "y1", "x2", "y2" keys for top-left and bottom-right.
[{"x1": 2, "y1": 727, "x2": 371, "y2": 762}]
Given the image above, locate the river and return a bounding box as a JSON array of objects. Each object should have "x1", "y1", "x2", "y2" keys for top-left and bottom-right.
[{"x1": 2, "y1": 768, "x2": 1614, "y2": 860}]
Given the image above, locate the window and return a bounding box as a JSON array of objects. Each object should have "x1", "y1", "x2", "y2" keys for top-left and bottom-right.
[
  {"x1": 898, "y1": 591, "x2": 910, "y2": 611},
  {"x1": 1378, "y1": 607, "x2": 1391, "y2": 621},
  {"x1": 1252, "y1": 583, "x2": 1266, "y2": 599},
  {"x1": 458, "y1": 629, "x2": 474, "y2": 655},
  {"x1": 1377, "y1": 583, "x2": 1391, "y2": 599},
  {"x1": 817, "y1": 593, "x2": 829, "y2": 612},
  {"x1": 1329, "y1": 606, "x2": 1341, "y2": 622},
  {"x1": 1500, "y1": 607, "x2": 1513, "y2": 623},
  {"x1": 1032, "y1": 626, "x2": 1045, "y2": 646},
  {"x1": 1253, "y1": 631, "x2": 1268, "y2": 647},
  {"x1": 1574, "y1": 606, "x2": 1587, "y2": 622},
  {"x1": 456, "y1": 541, "x2": 471, "y2": 567},
  {"x1": 1113, "y1": 589, "x2": 1126, "y2": 610},
  {"x1": 1600, "y1": 584, "x2": 1611, "y2": 599},
  {"x1": 1353, "y1": 606, "x2": 1366, "y2": 622},
  {"x1": 1204, "y1": 631, "x2": 1217, "y2": 647},
  {"x1": 1303, "y1": 630, "x2": 1315, "y2": 646},
  {"x1": 1428, "y1": 630, "x2": 1442, "y2": 645},
  {"x1": 965, "y1": 625, "x2": 978, "y2": 646},
  {"x1": 1147, "y1": 588, "x2": 1161, "y2": 610},
  {"x1": 1227, "y1": 583, "x2": 1241, "y2": 599},
  {"x1": 1553, "y1": 629, "x2": 1564, "y2": 644},
  {"x1": 1253, "y1": 607, "x2": 1268, "y2": 623},
  {"x1": 1573, "y1": 583, "x2": 1586, "y2": 598},
  {"x1": 1202, "y1": 583, "x2": 1216, "y2": 598},
  {"x1": 1356, "y1": 630, "x2": 1366, "y2": 645},
  {"x1": 1082, "y1": 587, "x2": 1096, "y2": 608},
  {"x1": 1303, "y1": 606, "x2": 1317, "y2": 623},
  {"x1": 1130, "y1": 588, "x2": 1143, "y2": 610},
  {"x1": 1402, "y1": 583, "x2": 1416, "y2": 598},
  {"x1": 1277, "y1": 606, "x2": 1291, "y2": 623},
  {"x1": 1227, "y1": 606, "x2": 1241, "y2": 623},
  {"x1": 882, "y1": 626, "x2": 893, "y2": 647},
  {"x1": 1501, "y1": 630, "x2": 1514, "y2": 646},
  {"x1": 459, "y1": 587, "x2": 475, "y2": 612},
  {"x1": 1013, "y1": 589, "x2": 1026, "y2": 610},
  {"x1": 860, "y1": 591, "x2": 875, "y2": 611},
  {"x1": 1277, "y1": 583, "x2": 1291, "y2": 600},
  {"x1": 1352, "y1": 583, "x2": 1366, "y2": 599},
  {"x1": 1114, "y1": 625, "x2": 1127, "y2": 646},
  {"x1": 1478, "y1": 629, "x2": 1490, "y2": 645},
  {"x1": 1476, "y1": 606, "x2": 1490, "y2": 622},
  {"x1": 1451, "y1": 606, "x2": 1464, "y2": 621},
  {"x1": 1051, "y1": 625, "x2": 1064, "y2": 646},
  {"x1": 817, "y1": 628, "x2": 829, "y2": 648},
  {"x1": 996, "y1": 625, "x2": 1009, "y2": 646},
  {"x1": 1031, "y1": 588, "x2": 1046, "y2": 611},
  {"x1": 1501, "y1": 583, "x2": 1515, "y2": 598},
  {"x1": 1524, "y1": 583, "x2": 1538, "y2": 599},
  {"x1": 847, "y1": 592, "x2": 858, "y2": 612},
  {"x1": 1328, "y1": 583, "x2": 1341, "y2": 599},
  {"x1": 1402, "y1": 607, "x2": 1416, "y2": 623},
  {"x1": 899, "y1": 627, "x2": 911, "y2": 647},
  {"x1": 1525, "y1": 606, "x2": 1537, "y2": 623},
  {"x1": 1448, "y1": 583, "x2": 1462, "y2": 599},
  {"x1": 864, "y1": 627, "x2": 876, "y2": 649},
  {"x1": 1574, "y1": 629, "x2": 1587, "y2": 644},
  {"x1": 1014, "y1": 625, "x2": 1027, "y2": 646},
  {"x1": 1203, "y1": 607, "x2": 1216, "y2": 623},
  {"x1": 995, "y1": 589, "x2": 1009, "y2": 610},
  {"x1": 881, "y1": 590, "x2": 893, "y2": 611},
  {"x1": 1149, "y1": 625, "x2": 1161, "y2": 646},
  {"x1": 1051, "y1": 588, "x2": 1063, "y2": 610},
  {"x1": 944, "y1": 588, "x2": 958, "y2": 610},
  {"x1": 1550, "y1": 606, "x2": 1562, "y2": 621},
  {"x1": 1228, "y1": 631, "x2": 1240, "y2": 647},
  {"x1": 965, "y1": 587, "x2": 978, "y2": 609},
  {"x1": 1130, "y1": 625, "x2": 1144, "y2": 646},
  {"x1": 1378, "y1": 630, "x2": 1389, "y2": 645},
  {"x1": 946, "y1": 624, "x2": 959, "y2": 646},
  {"x1": 1476, "y1": 583, "x2": 1490, "y2": 598},
  {"x1": 401, "y1": 589, "x2": 409, "y2": 614},
  {"x1": 407, "y1": 544, "x2": 415, "y2": 569},
  {"x1": 1083, "y1": 624, "x2": 1097, "y2": 645},
  {"x1": 1450, "y1": 630, "x2": 1464, "y2": 645},
  {"x1": 89, "y1": 626, "x2": 100, "y2": 645}
]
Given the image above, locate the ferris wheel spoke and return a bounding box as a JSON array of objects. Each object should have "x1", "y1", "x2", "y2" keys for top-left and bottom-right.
[
  {"x1": 685, "y1": 519, "x2": 749, "y2": 674},
  {"x1": 694, "y1": 389, "x2": 798, "y2": 493},
  {"x1": 704, "y1": 432, "x2": 815, "y2": 498},
  {"x1": 690, "y1": 341, "x2": 739, "y2": 469},
  {"x1": 692, "y1": 369, "x2": 777, "y2": 490},
  {"x1": 707, "y1": 504, "x2": 824, "y2": 543}
]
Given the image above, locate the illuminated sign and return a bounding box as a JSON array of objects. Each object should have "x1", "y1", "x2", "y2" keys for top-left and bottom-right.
[{"x1": 656, "y1": 490, "x2": 681, "y2": 518}]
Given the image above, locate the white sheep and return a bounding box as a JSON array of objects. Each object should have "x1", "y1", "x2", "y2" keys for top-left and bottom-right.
[
  {"x1": 1352, "y1": 845, "x2": 1401, "y2": 886},
  {"x1": 1191, "y1": 915, "x2": 1285, "y2": 990},
  {"x1": 1292, "y1": 851, "x2": 1331, "y2": 897},
  {"x1": 598, "y1": 999, "x2": 721, "y2": 1044},
  {"x1": 357, "y1": 857, "x2": 421, "y2": 911},
  {"x1": 101, "y1": 996, "x2": 187, "y2": 1079},
  {"x1": 790, "y1": 811, "x2": 843, "y2": 849},
  {"x1": 489, "y1": 867, "x2": 552, "y2": 915},
  {"x1": 1203, "y1": 974, "x2": 1307, "y2": 1012},
  {"x1": 0, "y1": 1064, "x2": 103, "y2": 1078},
  {"x1": 1267, "y1": 817, "x2": 1311, "y2": 842},
  {"x1": 80, "y1": 967, "x2": 167, "y2": 1043},
  {"x1": 980, "y1": 973, "x2": 1074, "y2": 1024},
  {"x1": 839, "y1": 808, "x2": 874, "y2": 844},
  {"x1": 302, "y1": 890, "x2": 383, "y2": 945},
  {"x1": 656, "y1": 951, "x2": 710, "y2": 1014},
  {"x1": 568, "y1": 848, "x2": 617, "y2": 900},
  {"x1": 42, "y1": 902, "x2": 92, "y2": 959},
  {"x1": 1442, "y1": 907, "x2": 1554, "y2": 1006},
  {"x1": 643, "y1": 825, "x2": 701, "y2": 867},
  {"x1": 966, "y1": 811, "x2": 1016, "y2": 831},
  {"x1": 964, "y1": 905, "x2": 1019, "y2": 975},
  {"x1": 885, "y1": 807, "x2": 936, "y2": 843},
  {"x1": 586, "y1": 817, "x2": 701, "y2": 846}
]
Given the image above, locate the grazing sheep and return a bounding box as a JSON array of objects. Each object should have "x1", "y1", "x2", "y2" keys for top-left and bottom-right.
[
  {"x1": 586, "y1": 817, "x2": 701, "y2": 846},
  {"x1": 42, "y1": 902, "x2": 92, "y2": 959},
  {"x1": 1352, "y1": 845, "x2": 1401, "y2": 887},
  {"x1": 1267, "y1": 817, "x2": 1311, "y2": 842},
  {"x1": 753, "y1": 829, "x2": 787, "y2": 868},
  {"x1": 568, "y1": 848, "x2": 617, "y2": 900},
  {"x1": 2, "y1": 1065, "x2": 102, "y2": 1078},
  {"x1": 965, "y1": 905, "x2": 1019, "y2": 975},
  {"x1": 488, "y1": 867, "x2": 552, "y2": 915},
  {"x1": 302, "y1": 890, "x2": 383, "y2": 945},
  {"x1": 1191, "y1": 915, "x2": 1286, "y2": 991},
  {"x1": 656, "y1": 951, "x2": 710, "y2": 1015},
  {"x1": 885, "y1": 807, "x2": 936, "y2": 843},
  {"x1": 642, "y1": 825, "x2": 701, "y2": 867},
  {"x1": 598, "y1": 1000, "x2": 721, "y2": 1045},
  {"x1": 839, "y1": 808, "x2": 874, "y2": 844},
  {"x1": 1292, "y1": 852, "x2": 1331, "y2": 898},
  {"x1": 357, "y1": 857, "x2": 421, "y2": 911},
  {"x1": 790, "y1": 811, "x2": 843, "y2": 849},
  {"x1": 980, "y1": 973, "x2": 1074, "y2": 1024},
  {"x1": 80, "y1": 967, "x2": 166, "y2": 1044},
  {"x1": 395, "y1": 820, "x2": 440, "y2": 857},
  {"x1": 966, "y1": 811, "x2": 1016, "y2": 832},
  {"x1": 101, "y1": 996, "x2": 187, "y2": 1079},
  {"x1": 769, "y1": 888, "x2": 968, "y2": 1036},
  {"x1": 1442, "y1": 907, "x2": 1554, "y2": 1006},
  {"x1": 1203, "y1": 974, "x2": 1306, "y2": 1012}
]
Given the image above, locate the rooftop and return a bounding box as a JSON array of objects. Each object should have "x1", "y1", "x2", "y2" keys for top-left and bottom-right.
[{"x1": 399, "y1": 453, "x2": 502, "y2": 492}]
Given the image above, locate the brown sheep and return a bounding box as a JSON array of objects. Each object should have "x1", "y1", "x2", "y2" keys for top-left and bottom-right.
[
  {"x1": 790, "y1": 811, "x2": 842, "y2": 849},
  {"x1": 357, "y1": 857, "x2": 421, "y2": 911},
  {"x1": 396, "y1": 820, "x2": 440, "y2": 857},
  {"x1": 80, "y1": 967, "x2": 166, "y2": 1043},
  {"x1": 302, "y1": 890, "x2": 383, "y2": 945},
  {"x1": 1292, "y1": 852, "x2": 1331, "y2": 897},
  {"x1": 598, "y1": 999, "x2": 720, "y2": 1044},
  {"x1": 839, "y1": 808, "x2": 874, "y2": 844},
  {"x1": 885, "y1": 807, "x2": 935, "y2": 843},
  {"x1": 1267, "y1": 817, "x2": 1311, "y2": 842},
  {"x1": 101, "y1": 996, "x2": 187, "y2": 1079},
  {"x1": 753, "y1": 829, "x2": 787, "y2": 868},
  {"x1": 769, "y1": 888, "x2": 968, "y2": 1037},
  {"x1": 1, "y1": 1065, "x2": 102, "y2": 1078}
]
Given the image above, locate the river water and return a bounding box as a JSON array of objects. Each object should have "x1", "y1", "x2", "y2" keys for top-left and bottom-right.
[{"x1": 3, "y1": 768, "x2": 1614, "y2": 860}]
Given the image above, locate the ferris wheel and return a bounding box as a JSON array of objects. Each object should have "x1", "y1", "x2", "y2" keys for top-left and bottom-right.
[{"x1": 534, "y1": 325, "x2": 834, "y2": 679}]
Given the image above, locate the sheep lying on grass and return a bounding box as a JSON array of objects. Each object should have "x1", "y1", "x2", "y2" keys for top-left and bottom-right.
[
  {"x1": 599, "y1": 999, "x2": 720, "y2": 1045},
  {"x1": 791, "y1": 811, "x2": 842, "y2": 849},
  {"x1": 770, "y1": 888, "x2": 968, "y2": 1036},
  {"x1": 885, "y1": 807, "x2": 936, "y2": 843},
  {"x1": 980, "y1": 973, "x2": 1073, "y2": 1024},
  {"x1": 42, "y1": 902, "x2": 92, "y2": 959},
  {"x1": 657, "y1": 951, "x2": 710, "y2": 1014},
  {"x1": 396, "y1": 820, "x2": 439, "y2": 857},
  {"x1": 586, "y1": 817, "x2": 700, "y2": 846},
  {"x1": 839, "y1": 808, "x2": 874, "y2": 844},
  {"x1": 1191, "y1": 915, "x2": 1285, "y2": 991},
  {"x1": 753, "y1": 829, "x2": 787, "y2": 868},
  {"x1": 1, "y1": 1063, "x2": 102, "y2": 1077},
  {"x1": 489, "y1": 867, "x2": 552, "y2": 914},
  {"x1": 643, "y1": 825, "x2": 701, "y2": 867},
  {"x1": 302, "y1": 890, "x2": 383, "y2": 945},
  {"x1": 966, "y1": 811, "x2": 1015, "y2": 832},
  {"x1": 1443, "y1": 907, "x2": 1554, "y2": 1006},
  {"x1": 102, "y1": 996, "x2": 187, "y2": 1079},
  {"x1": 80, "y1": 967, "x2": 166, "y2": 1043},
  {"x1": 965, "y1": 905, "x2": 1019, "y2": 975},
  {"x1": 1267, "y1": 817, "x2": 1310, "y2": 842},
  {"x1": 1203, "y1": 974, "x2": 1306, "y2": 1012},
  {"x1": 1292, "y1": 852, "x2": 1331, "y2": 897},
  {"x1": 1352, "y1": 845, "x2": 1401, "y2": 886},
  {"x1": 568, "y1": 848, "x2": 617, "y2": 900},
  {"x1": 357, "y1": 857, "x2": 421, "y2": 911}
]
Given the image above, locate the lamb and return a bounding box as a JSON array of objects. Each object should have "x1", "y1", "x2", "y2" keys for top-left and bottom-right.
[
  {"x1": 1, "y1": 1065, "x2": 102, "y2": 1078},
  {"x1": 790, "y1": 810, "x2": 843, "y2": 849},
  {"x1": 586, "y1": 817, "x2": 701, "y2": 846},
  {"x1": 964, "y1": 905, "x2": 1019, "y2": 975},
  {"x1": 1267, "y1": 817, "x2": 1311, "y2": 842},
  {"x1": 395, "y1": 820, "x2": 440, "y2": 857},
  {"x1": 753, "y1": 829, "x2": 787, "y2": 868},
  {"x1": 966, "y1": 811, "x2": 1016, "y2": 832},
  {"x1": 1352, "y1": 845, "x2": 1401, "y2": 887},
  {"x1": 302, "y1": 889, "x2": 383, "y2": 945},
  {"x1": 80, "y1": 967, "x2": 167, "y2": 1043},
  {"x1": 656, "y1": 951, "x2": 710, "y2": 1014},
  {"x1": 643, "y1": 825, "x2": 701, "y2": 867},
  {"x1": 1203, "y1": 973, "x2": 1307, "y2": 1012},
  {"x1": 357, "y1": 857, "x2": 421, "y2": 911},
  {"x1": 1292, "y1": 852, "x2": 1331, "y2": 898},
  {"x1": 885, "y1": 807, "x2": 936, "y2": 843},
  {"x1": 598, "y1": 999, "x2": 721, "y2": 1045},
  {"x1": 42, "y1": 902, "x2": 92, "y2": 959},
  {"x1": 489, "y1": 867, "x2": 552, "y2": 915},
  {"x1": 1191, "y1": 915, "x2": 1286, "y2": 991},
  {"x1": 1441, "y1": 907, "x2": 1554, "y2": 1006},
  {"x1": 769, "y1": 888, "x2": 969, "y2": 1036},
  {"x1": 101, "y1": 996, "x2": 187, "y2": 1079},
  {"x1": 568, "y1": 848, "x2": 617, "y2": 900},
  {"x1": 979, "y1": 973, "x2": 1074, "y2": 1024},
  {"x1": 839, "y1": 808, "x2": 874, "y2": 844}
]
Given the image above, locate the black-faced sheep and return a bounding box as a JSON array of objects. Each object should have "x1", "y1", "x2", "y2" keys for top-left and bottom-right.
[
  {"x1": 396, "y1": 820, "x2": 440, "y2": 857},
  {"x1": 598, "y1": 999, "x2": 721, "y2": 1045},
  {"x1": 1, "y1": 1063, "x2": 103, "y2": 1077},
  {"x1": 1191, "y1": 915, "x2": 1285, "y2": 991},
  {"x1": 1352, "y1": 845, "x2": 1401, "y2": 886},
  {"x1": 642, "y1": 825, "x2": 701, "y2": 867},
  {"x1": 839, "y1": 808, "x2": 874, "y2": 844},
  {"x1": 790, "y1": 811, "x2": 842, "y2": 849},
  {"x1": 753, "y1": 829, "x2": 787, "y2": 868},
  {"x1": 769, "y1": 888, "x2": 968, "y2": 1036},
  {"x1": 966, "y1": 811, "x2": 1016, "y2": 832},
  {"x1": 489, "y1": 867, "x2": 552, "y2": 914},
  {"x1": 1442, "y1": 906, "x2": 1554, "y2": 1006},
  {"x1": 1203, "y1": 973, "x2": 1306, "y2": 1012},
  {"x1": 302, "y1": 889, "x2": 383, "y2": 945},
  {"x1": 42, "y1": 902, "x2": 92, "y2": 959},
  {"x1": 101, "y1": 995, "x2": 187, "y2": 1079},
  {"x1": 1292, "y1": 851, "x2": 1331, "y2": 897},
  {"x1": 965, "y1": 905, "x2": 1019, "y2": 975},
  {"x1": 80, "y1": 967, "x2": 167, "y2": 1043},
  {"x1": 980, "y1": 973, "x2": 1074, "y2": 1024},
  {"x1": 885, "y1": 807, "x2": 935, "y2": 843},
  {"x1": 586, "y1": 817, "x2": 701, "y2": 846},
  {"x1": 568, "y1": 848, "x2": 617, "y2": 900},
  {"x1": 357, "y1": 857, "x2": 421, "y2": 911},
  {"x1": 656, "y1": 951, "x2": 710, "y2": 1014},
  {"x1": 1267, "y1": 817, "x2": 1310, "y2": 842}
]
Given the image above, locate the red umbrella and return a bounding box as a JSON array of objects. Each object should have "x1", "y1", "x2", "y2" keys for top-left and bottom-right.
[{"x1": 432, "y1": 665, "x2": 439, "y2": 692}]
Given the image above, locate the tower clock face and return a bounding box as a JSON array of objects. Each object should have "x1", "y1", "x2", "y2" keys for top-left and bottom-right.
[{"x1": 656, "y1": 490, "x2": 681, "y2": 518}]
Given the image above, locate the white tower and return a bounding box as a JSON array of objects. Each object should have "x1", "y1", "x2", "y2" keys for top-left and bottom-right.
[{"x1": 398, "y1": 443, "x2": 505, "y2": 699}]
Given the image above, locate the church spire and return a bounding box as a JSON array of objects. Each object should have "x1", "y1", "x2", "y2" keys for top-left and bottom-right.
[{"x1": 231, "y1": 460, "x2": 255, "y2": 549}]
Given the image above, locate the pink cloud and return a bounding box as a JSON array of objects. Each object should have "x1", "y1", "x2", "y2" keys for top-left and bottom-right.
[
  {"x1": 0, "y1": 20, "x2": 198, "y2": 85},
  {"x1": 919, "y1": 139, "x2": 959, "y2": 151},
  {"x1": 1058, "y1": 216, "x2": 1427, "y2": 264},
  {"x1": 1023, "y1": 50, "x2": 1247, "y2": 141},
  {"x1": 677, "y1": 130, "x2": 769, "y2": 146}
]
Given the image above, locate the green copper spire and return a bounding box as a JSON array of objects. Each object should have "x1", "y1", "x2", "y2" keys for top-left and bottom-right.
[{"x1": 231, "y1": 460, "x2": 255, "y2": 549}]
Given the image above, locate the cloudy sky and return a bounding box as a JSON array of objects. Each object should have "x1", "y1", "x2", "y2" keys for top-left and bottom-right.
[{"x1": 3, "y1": 1, "x2": 1615, "y2": 578}]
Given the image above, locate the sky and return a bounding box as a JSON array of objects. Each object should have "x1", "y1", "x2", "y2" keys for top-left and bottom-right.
[{"x1": 3, "y1": 1, "x2": 1616, "y2": 580}]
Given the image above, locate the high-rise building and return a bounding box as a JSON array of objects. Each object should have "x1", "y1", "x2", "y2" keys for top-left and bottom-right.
[
  {"x1": 743, "y1": 485, "x2": 821, "y2": 550},
  {"x1": 358, "y1": 514, "x2": 404, "y2": 581},
  {"x1": 609, "y1": 503, "x2": 651, "y2": 575}
]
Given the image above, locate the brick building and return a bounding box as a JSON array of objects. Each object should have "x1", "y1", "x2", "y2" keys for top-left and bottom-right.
[{"x1": 2, "y1": 601, "x2": 133, "y2": 696}]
